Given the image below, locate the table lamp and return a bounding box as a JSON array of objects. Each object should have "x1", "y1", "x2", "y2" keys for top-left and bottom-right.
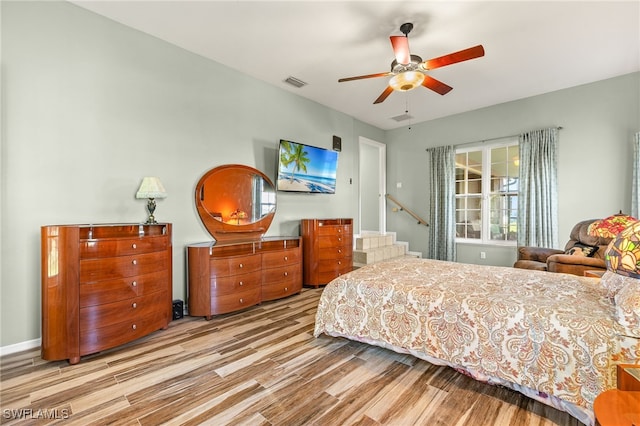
[{"x1": 136, "y1": 177, "x2": 167, "y2": 224}]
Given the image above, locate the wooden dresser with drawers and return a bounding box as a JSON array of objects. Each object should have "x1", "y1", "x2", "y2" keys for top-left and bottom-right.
[
  {"x1": 301, "y1": 218, "x2": 353, "y2": 287},
  {"x1": 187, "y1": 237, "x2": 302, "y2": 319},
  {"x1": 41, "y1": 223, "x2": 172, "y2": 364}
]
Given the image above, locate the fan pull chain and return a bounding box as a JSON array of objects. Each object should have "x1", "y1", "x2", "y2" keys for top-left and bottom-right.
[{"x1": 405, "y1": 93, "x2": 413, "y2": 130}]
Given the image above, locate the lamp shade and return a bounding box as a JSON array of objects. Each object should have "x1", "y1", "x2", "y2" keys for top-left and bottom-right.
[
  {"x1": 588, "y1": 213, "x2": 637, "y2": 239},
  {"x1": 389, "y1": 71, "x2": 425, "y2": 91},
  {"x1": 136, "y1": 177, "x2": 167, "y2": 199},
  {"x1": 605, "y1": 220, "x2": 640, "y2": 278}
]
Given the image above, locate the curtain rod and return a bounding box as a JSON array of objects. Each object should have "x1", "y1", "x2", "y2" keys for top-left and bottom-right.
[{"x1": 428, "y1": 126, "x2": 563, "y2": 150}]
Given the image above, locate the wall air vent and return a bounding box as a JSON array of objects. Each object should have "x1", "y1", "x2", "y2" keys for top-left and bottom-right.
[
  {"x1": 391, "y1": 113, "x2": 413, "y2": 122},
  {"x1": 284, "y1": 76, "x2": 307, "y2": 88}
]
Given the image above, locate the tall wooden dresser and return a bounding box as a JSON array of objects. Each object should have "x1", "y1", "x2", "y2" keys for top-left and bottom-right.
[
  {"x1": 41, "y1": 223, "x2": 172, "y2": 364},
  {"x1": 301, "y1": 218, "x2": 353, "y2": 287}
]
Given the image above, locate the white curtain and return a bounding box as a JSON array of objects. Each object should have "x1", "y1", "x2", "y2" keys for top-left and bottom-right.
[
  {"x1": 633, "y1": 132, "x2": 640, "y2": 218},
  {"x1": 517, "y1": 128, "x2": 559, "y2": 248},
  {"x1": 426, "y1": 145, "x2": 456, "y2": 261}
]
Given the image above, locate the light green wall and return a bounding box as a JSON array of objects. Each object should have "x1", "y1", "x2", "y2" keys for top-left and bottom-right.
[
  {"x1": 385, "y1": 72, "x2": 640, "y2": 265},
  {"x1": 0, "y1": 1, "x2": 384, "y2": 348}
]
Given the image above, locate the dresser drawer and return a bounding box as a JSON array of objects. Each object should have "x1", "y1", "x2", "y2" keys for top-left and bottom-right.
[
  {"x1": 211, "y1": 270, "x2": 261, "y2": 296},
  {"x1": 262, "y1": 263, "x2": 301, "y2": 285},
  {"x1": 80, "y1": 270, "x2": 168, "y2": 307},
  {"x1": 262, "y1": 270, "x2": 302, "y2": 301},
  {"x1": 80, "y1": 290, "x2": 168, "y2": 330},
  {"x1": 317, "y1": 225, "x2": 351, "y2": 236},
  {"x1": 262, "y1": 248, "x2": 301, "y2": 267},
  {"x1": 318, "y1": 244, "x2": 351, "y2": 260},
  {"x1": 80, "y1": 236, "x2": 168, "y2": 258},
  {"x1": 319, "y1": 234, "x2": 351, "y2": 249},
  {"x1": 80, "y1": 251, "x2": 167, "y2": 282},
  {"x1": 210, "y1": 254, "x2": 261, "y2": 276},
  {"x1": 210, "y1": 288, "x2": 261, "y2": 315},
  {"x1": 80, "y1": 309, "x2": 169, "y2": 355},
  {"x1": 319, "y1": 258, "x2": 352, "y2": 274}
]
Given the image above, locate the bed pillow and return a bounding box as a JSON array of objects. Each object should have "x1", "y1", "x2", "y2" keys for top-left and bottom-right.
[
  {"x1": 600, "y1": 270, "x2": 635, "y2": 299},
  {"x1": 565, "y1": 243, "x2": 598, "y2": 257},
  {"x1": 614, "y1": 278, "x2": 640, "y2": 338}
]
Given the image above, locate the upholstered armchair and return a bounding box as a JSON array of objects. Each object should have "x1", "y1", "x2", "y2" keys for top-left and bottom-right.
[{"x1": 513, "y1": 219, "x2": 613, "y2": 276}]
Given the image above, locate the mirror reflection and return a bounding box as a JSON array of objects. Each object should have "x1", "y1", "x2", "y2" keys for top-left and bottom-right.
[{"x1": 200, "y1": 168, "x2": 276, "y2": 226}]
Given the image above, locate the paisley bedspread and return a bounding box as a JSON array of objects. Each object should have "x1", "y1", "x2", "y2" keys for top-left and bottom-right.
[{"x1": 313, "y1": 257, "x2": 640, "y2": 426}]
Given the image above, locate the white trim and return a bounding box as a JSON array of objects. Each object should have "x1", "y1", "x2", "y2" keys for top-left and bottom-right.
[
  {"x1": 0, "y1": 338, "x2": 41, "y2": 357},
  {"x1": 358, "y1": 136, "x2": 386, "y2": 235}
]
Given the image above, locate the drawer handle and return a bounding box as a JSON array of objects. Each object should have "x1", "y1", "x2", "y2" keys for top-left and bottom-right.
[
  {"x1": 284, "y1": 256, "x2": 288, "y2": 261},
  {"x1": 338, "y1": 229, "x2": 342, "y2": 233},
  {"x1": 338, "y1": 238, "x2": 342, "y2": 242},
  {"x1": 132, "y1": 303, "x2": 137, "y2": 308},
  {"x1": 239, "y1": 281, "x2": 243, "y2": 286},
  {"x1": 284, "y1": 272, "x2": 288, "y2": 277},
  {"x1": 132, "y1": 243, "x2": 137, "y2": 249},
  {"x1": 132, "y1": 324, "x2": 137, "y2": 330},
  {"x1": 239, "y1": 263, "x2": 244, "y2": 268},
  {"x1": 338, "y1": 261, "x2": 342, "y2": 265},
  {"x1": 132, "y1": 281, "x2": 137, "y2": 287},
  {"x1": 284, "y1": 287, "x2": 288, "y2": 292},
  {"x1": 132, "y1": 259, "x2": 137, "y2": 265},
  {"x1": 338, "y1": 249, "x2": 342, "y2": 253},
  {"x1": 239, "y1": 298, "x2": 244, "y2": 304}
]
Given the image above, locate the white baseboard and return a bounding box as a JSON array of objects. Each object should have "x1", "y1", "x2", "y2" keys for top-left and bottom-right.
[{"x1": 0, "y1": 338, "x2": 41, "y2": 357}]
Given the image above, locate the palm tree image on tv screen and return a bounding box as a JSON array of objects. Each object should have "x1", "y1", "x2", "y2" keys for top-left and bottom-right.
[{"x1": 277, "y1": 140, "x2": 338, "y2": 194}]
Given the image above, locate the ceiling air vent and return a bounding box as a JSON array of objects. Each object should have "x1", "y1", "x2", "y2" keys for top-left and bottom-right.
[
  {"x1": 284, "y1": 76, "x2": 307, "y2": 88},
  {"x1": 391, "y1": 113, "x2": 413, "y2": 122}
]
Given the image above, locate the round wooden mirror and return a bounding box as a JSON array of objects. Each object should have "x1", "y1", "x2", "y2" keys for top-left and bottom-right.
[{"x1": 195, "y1": 164, "x2": 276, "y2": 243}]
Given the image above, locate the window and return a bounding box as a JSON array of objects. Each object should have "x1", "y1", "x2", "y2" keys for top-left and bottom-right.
[
  {"x1": 455, "y1": 140, "x2": 519, "y2": 244},
  {"x1": 252, "y1": 175, "x2": 276, "y2": 219}
]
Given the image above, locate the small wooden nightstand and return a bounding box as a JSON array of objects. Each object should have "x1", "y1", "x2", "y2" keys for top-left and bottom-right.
[
  {"x1": 593, "y1": 364, "x2": 640, "y2": 425},
  {"x1": 584, "y1": 270, "x2": 605, "y2": 278}
]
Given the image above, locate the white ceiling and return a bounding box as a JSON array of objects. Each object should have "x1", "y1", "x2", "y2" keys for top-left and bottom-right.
[{"x1": 70, "y1": 1, "x2": 640, "y2": 130}]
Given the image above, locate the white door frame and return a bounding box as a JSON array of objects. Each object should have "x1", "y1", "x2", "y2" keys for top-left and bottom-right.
[{"x1": 358, "y1": 136, "x2": 386, "y2": 235}]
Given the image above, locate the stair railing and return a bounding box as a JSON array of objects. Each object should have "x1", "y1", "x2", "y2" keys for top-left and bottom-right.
[{"x1": 385, "y1": 194, "x2": 429, "y2": 227}]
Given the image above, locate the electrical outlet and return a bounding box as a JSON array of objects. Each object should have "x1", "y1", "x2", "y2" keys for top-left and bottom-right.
[{"x1": 480, "y1": 251, "x2": 486, "y2": 259}]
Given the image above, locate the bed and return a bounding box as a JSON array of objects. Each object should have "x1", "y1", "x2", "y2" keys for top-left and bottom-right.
[{"x1": 314, "y1": 257, "x2": 640, "y2": 426}]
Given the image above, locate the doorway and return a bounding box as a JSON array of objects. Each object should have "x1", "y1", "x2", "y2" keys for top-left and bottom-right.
[{"x1": 359, "y1": 137, "x2": 386, "y2": 235}]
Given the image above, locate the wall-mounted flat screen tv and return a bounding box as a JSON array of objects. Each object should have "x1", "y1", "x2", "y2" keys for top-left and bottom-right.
[{"x1": 276, "y1": 139, "x2": 338, "y2": 194}]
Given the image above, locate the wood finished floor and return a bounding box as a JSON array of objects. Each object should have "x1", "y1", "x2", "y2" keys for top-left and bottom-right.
[{"x1": 1, "y1": 288, "x2": 581, "y2": 426}]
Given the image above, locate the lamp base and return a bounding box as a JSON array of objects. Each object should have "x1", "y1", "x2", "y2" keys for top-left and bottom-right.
[{"x1": 145, "y1": 198, "x2": 158, "y2": 224}]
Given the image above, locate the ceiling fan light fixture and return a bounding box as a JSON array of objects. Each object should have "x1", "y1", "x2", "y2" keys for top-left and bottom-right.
[{"x1": 389, "y1": 71, "x2": 425, "y2": 91}]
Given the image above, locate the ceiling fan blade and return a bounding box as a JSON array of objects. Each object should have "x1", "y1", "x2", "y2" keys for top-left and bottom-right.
[
  {"x1": 422, "y1": 45, "x2": 485, "y2": 70},
  {"x1": 338, "y1": 72, "x2": 391, "y2": 82},
  {"x1": 422, "y1": 75, "x2": 453, "y2": 95},
  {"x1": 390, "y1": 36, "x2": 411, "y2": 65},
  {"x1": 373, "y1": 86, "x2": 394, "y2": 104}
]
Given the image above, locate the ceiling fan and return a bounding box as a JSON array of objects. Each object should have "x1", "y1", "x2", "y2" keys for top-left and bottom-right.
[{"x1": 338, "y1": 23, "x2": 485, "y2": 104}]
